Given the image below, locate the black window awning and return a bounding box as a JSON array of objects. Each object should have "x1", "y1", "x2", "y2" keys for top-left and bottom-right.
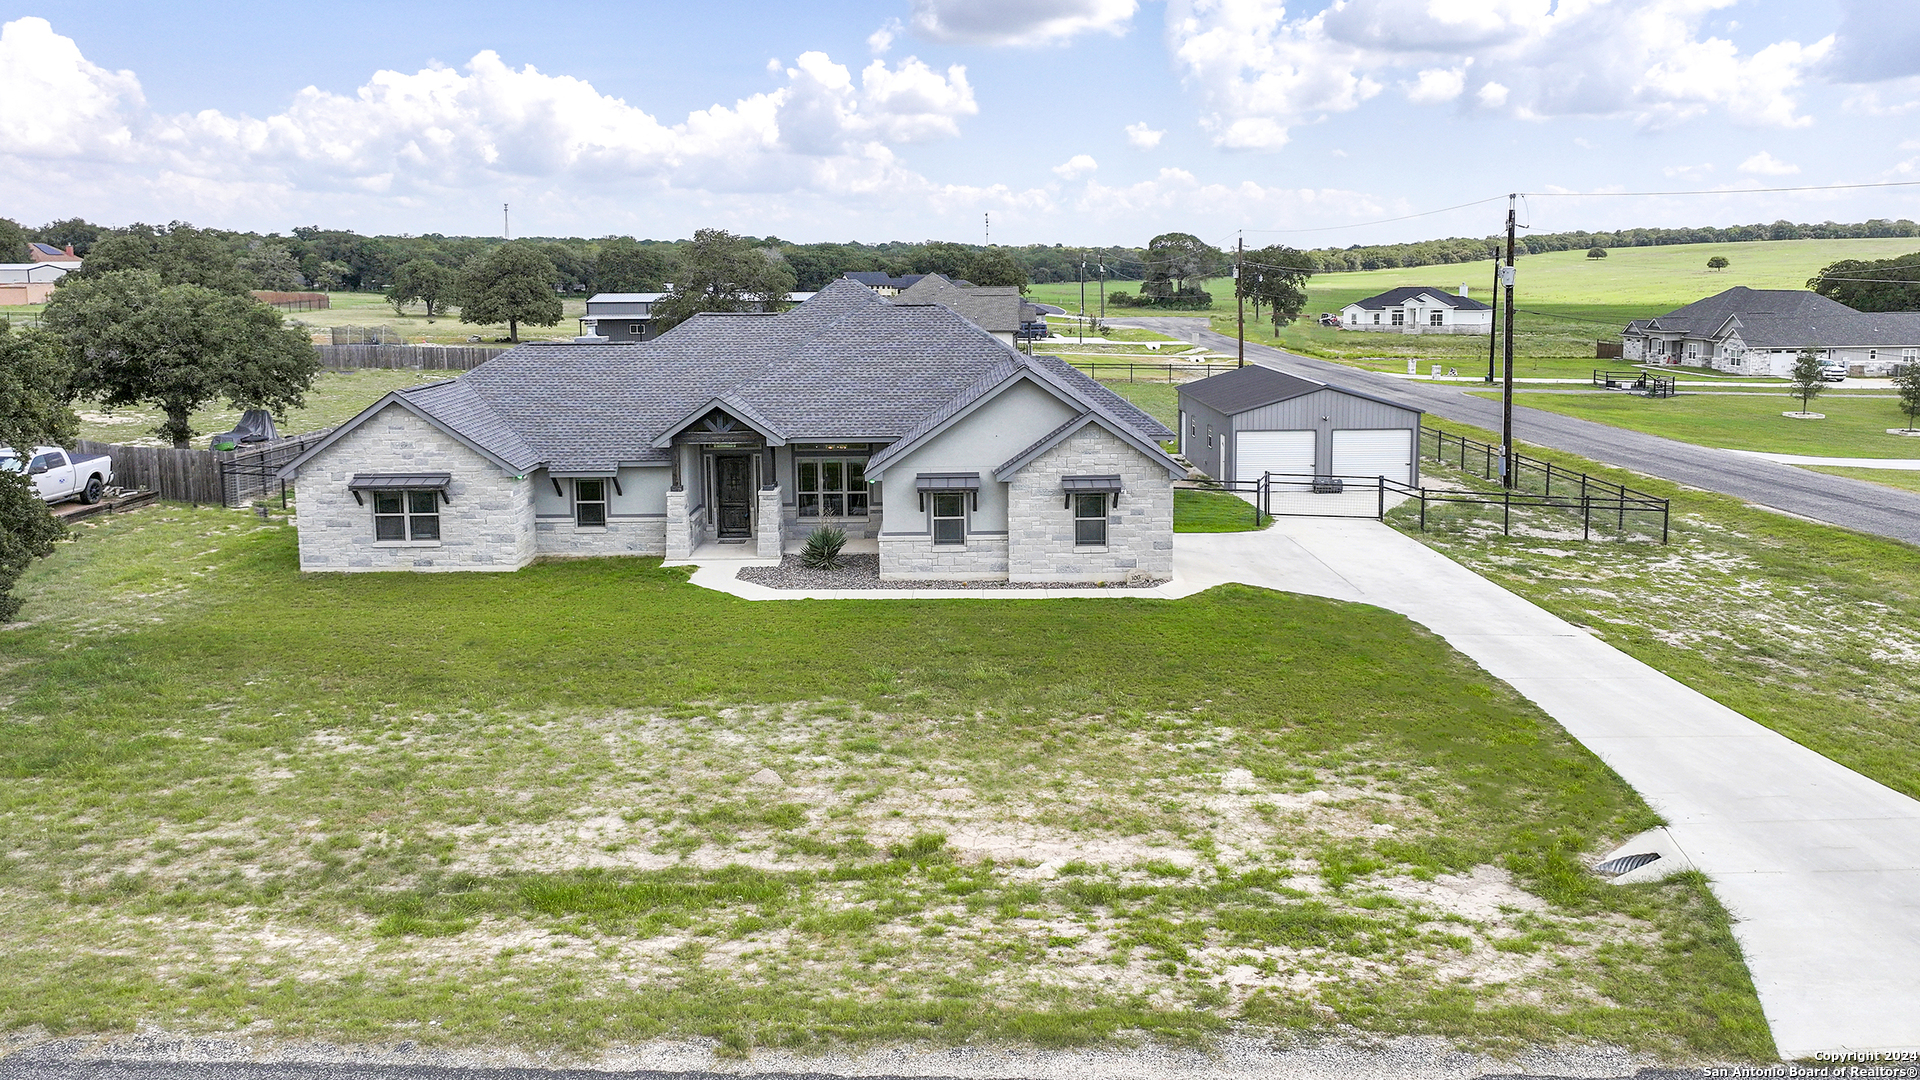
[
  {"x1": 349, "y1": 473, "x2": 452, "y2": 491},
  {"x1": 915, "y1": 472, "x2": 980, "y2": 511},
  {"x1": 915, "y1": 472, "x2": 981, "y2": 491},
  {"x1": 1062, "y1": 475, "x2": 1123, "y2": 493}
]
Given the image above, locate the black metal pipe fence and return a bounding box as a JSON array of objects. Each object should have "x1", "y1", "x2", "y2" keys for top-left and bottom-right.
[
  {"x1": 1066, "y1": 360, "x2": 1240, "y2": 382},
  {"x1": 1415, "y1": 426, "x2": 1669, "y2": 542}
]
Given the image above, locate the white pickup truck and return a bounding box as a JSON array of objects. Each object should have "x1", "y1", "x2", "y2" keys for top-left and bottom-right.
[{"x1": 0, "y1": 445, "x2": 114, "y2": 505}]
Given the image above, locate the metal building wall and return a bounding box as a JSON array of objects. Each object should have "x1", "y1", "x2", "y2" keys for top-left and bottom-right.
[{"x1": 1227, "y1": 389, "x2": 1421, "y2": 482}]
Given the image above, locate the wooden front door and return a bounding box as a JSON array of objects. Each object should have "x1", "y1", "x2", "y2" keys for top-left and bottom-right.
[{"x1": 716, "y1": 455, "x2": 753, "y2": 539}]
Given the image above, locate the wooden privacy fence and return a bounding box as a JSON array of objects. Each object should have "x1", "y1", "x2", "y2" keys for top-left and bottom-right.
[
  {"x1": 75, "y1": 431, "x2": 333, "y2": 508},
  {"x1": 315, "y1": 344, "x2": 505, "y2": 370}
]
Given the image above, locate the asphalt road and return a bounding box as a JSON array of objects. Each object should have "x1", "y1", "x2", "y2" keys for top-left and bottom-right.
[{"x1": 1111, "y1": 316, "x2": 1920, "y2": 548}]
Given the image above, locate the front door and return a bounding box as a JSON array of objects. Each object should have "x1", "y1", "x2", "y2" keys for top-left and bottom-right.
[{"x1": 716, "y1": 455, "x2": 753, "y2": 539}]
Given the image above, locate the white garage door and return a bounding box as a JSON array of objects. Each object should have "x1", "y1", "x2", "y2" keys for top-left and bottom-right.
[
  {"x1": 1235, "y1": 430, "x2": 1315, "y2": 485},
  {"x1": 1331, "y1": 428, "x2": 1414, "y2": 485}
]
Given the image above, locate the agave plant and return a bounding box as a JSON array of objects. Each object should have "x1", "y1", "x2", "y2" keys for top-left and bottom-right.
[{"x1": 800, "y1": 526, "x2": 847, "y2": 570}]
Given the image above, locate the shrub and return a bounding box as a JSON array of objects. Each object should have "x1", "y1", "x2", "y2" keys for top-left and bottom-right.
[{"x1": 800, "y1": 526, "x2": 846, "y2": 570}]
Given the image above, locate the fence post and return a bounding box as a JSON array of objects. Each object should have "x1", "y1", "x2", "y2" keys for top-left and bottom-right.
[
  {"x1": 1662, "y1": 502, "x2": 1669, "y2": 545},
  {"x1": 1583, "y1": 495, "x2": 1591, "y2": 541},
  {"x1": 1377, "y1": 476, "x2": 1385, "y2": 521},
  {"x1": 1419, "y1": 491, "x2": 1427, "y2": 532}
]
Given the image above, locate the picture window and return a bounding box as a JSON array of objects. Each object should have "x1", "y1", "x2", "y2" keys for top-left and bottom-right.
[
  {"x1": 1429, "y1": 310, "x2": 1444, "y2": 326},
  {"x1": 1391, "y1": 310, "x2": 1404, "y2": 326},
  {"x1": 797, "y1": 458, "x2": 868, "y2": 517},
  {"x1": 374, "y1": 489, "x2": 441, "y2": 542},
  {"x1": 574, "y1": 479, "x2": 607, "y2": 528}
]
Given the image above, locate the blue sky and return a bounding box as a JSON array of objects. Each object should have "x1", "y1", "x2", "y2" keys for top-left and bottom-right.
[{"x1": 2, "y1": 0, "x2": 1918, "y2": 248}]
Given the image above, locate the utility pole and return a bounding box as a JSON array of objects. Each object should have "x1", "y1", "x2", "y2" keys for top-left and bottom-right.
[
  {"x1": 984, "y1": 212, "x2": 990, "y2": 247},
  {"x1": 1487, "y1": 256, "x2": 1498, "y2": 384},
  {"x1": 1501, "y1": 194, "x2": 1517, "y2": 488},
  {"x1": 1079, "y1": 258, "x2": 1087, "y2": 346},
  {"x1": 503, "y1": 203, "x2": 510, "y2": 240},
  {"x1": 1235, "y1": 235, "x2": 1246, "y2": 368},
  {"x1": 1098, "y1": 261, "x2": 1106, "y2": 326}
]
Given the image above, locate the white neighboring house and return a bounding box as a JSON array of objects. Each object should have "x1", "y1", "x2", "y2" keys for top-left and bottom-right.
[
  {"x1": 1622, "y1": 287, "x2": 1920, "y2": 376},
  {"x1": 1339, "y1": 286, "x2": 1492, "y2": 335}
]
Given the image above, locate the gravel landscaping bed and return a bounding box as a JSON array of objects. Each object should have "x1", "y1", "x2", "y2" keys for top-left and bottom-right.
[{"x1": 736, "y1": 553, "x2": 1165, "y2": 590}]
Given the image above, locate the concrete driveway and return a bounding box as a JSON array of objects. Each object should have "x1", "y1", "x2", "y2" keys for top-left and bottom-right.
[
  {"x1": 1105, "y1": 316, "x2": 1920, "y2": 547},
  {"x1": 1170, "y1": 518, "x2": 1920, "y2": 1060}
]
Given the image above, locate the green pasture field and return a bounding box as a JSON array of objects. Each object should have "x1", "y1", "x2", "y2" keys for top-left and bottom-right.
[
  {"x1": 1043, "y1": 238, "x2": 1920, "y2": 374},
  {"x1": 1391, "y1": 415, "x2": 1920, "y2": 810},
  {"x1": 287, "y1": 292, "x2": 589, "y2": 345},
  {"x1": 76, "y1": 369, "x2": 453, "y2": 447},
  {"x1": 0, "y1": 508, "x2": 1769, "y2": 1059},
  {"x1": 1485, "y1": 389, "x2": 1920, "y2": 457},
  {"x1": 5, "y1": 293, "x2": 588, "y2": 346}
]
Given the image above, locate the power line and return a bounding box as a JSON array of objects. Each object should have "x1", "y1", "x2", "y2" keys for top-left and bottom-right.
[
  {"x1": 1522, "y1": 179, "x2": 1920, "y2": 198},
  {"x1": 1242, "y1": 195, "x2": 1510, "y2": 235},
  {"x1": 1238, "y1": 178, "x2": 1920, "y2": 241}
]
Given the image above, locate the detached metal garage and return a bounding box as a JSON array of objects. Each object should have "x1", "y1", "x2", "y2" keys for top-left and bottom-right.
[{"x1": 1175, "y1": 366, "x2": 1423, "y2": 486}]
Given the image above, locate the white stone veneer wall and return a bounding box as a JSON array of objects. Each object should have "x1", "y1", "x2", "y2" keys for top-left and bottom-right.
[
  {"x1": 1006, "y1": 425, "x2": 1173, "y2": 584},
  {"x1": 292, "y1": 404, "x2": 535, "y2": 572},
  {"x1": 534, "y1": 518, "x2": 668, "y2": 556},
  {"x1": 878, "y1": 528, "x2": 1011, "y2": 581}
]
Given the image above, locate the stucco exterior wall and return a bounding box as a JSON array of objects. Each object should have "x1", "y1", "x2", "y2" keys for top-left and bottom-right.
[
  {"x1": 873, "y1": 377, "x2": 1080, "y2": 580},
  {"x1": 292, "y1": 403, "x2": 534, "y2": 572},
  {"x1": 531, "y1": 466, "x2": 671, "y2": 556},
  {"x1": 1006, "y1": 425, "x2": 1173, "y2": 584}
]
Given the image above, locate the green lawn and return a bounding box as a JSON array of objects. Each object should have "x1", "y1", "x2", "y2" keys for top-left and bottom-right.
[
  {"x1": 1389, "y1": 418, "x2": 1920, "y2": 811},
  {"x1": 1174, "y1": 488, "x2": 1270, "y2": 532},
  {"x1": 77, "y1": 368, "x2": 454, "y2": 447},
  {"x1": 0, "y1": 508, "x2": 1769, "y2": 1059},
  {"x1": 1484, "y1": 390, "x2": 1920, "y2": 457},
  {"x1": 1801, "y1": 465, "x2": 1920, "y2": 493}
]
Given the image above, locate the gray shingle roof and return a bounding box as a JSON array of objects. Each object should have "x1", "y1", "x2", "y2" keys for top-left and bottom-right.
[
  {"x1": 385, "y1": 278, "x2": 1166, "y2": 473},
  {"x1": 1349, "y1": 286, "x2": 1490, "y2": 312},
  {"x1": 1629, "y1": 287, "x2": 1920, "y2": 349},
  {"x1": 1176, "y1": 364, "x2": 1421, "y2": 417},
  {"x1": 892, "y1": 275, "x2": 1023, "y2": 334}
]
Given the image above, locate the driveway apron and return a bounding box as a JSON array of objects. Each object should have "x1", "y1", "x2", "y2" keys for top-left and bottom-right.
[{"x1": 1172, "y1": 519, "x2": 1920, "y2": 1060}]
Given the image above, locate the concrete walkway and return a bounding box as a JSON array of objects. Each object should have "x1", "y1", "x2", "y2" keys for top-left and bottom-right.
[
  {"x1": 676, "y1": 522, "x2": 1920, "y2": 1058},
  {"x1": 1723, "y1": 449, "x2": 1920, "y2": 470}
]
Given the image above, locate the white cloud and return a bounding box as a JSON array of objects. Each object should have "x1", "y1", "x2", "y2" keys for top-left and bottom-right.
[
  {"x1": 0, "y1": 18, "x2": 980, "y2": 214},
  {"x1": 0, "y1": 17, "x2": 143, "y2": 158},
  {"x1": 1738, "y1": 151, "x2": 1800, "y2": 176},
  {"x1": 1052, "y1": 153, "x2": 1098, "y2": 178},
  {"x1": 869, "y1": 18, "x2": 903, "y2": 54},
  {"x1": 1124, "y1": 121, "x2": 1164, "y2": 148},
  {"x1": 1662, "y1": 162, "x2": 1715, "y2": 179},
  {"x1": 911, "y1": 0, "x2": 1137, "y2": 46},
  {"x1": 1405, "y1": 66, "x2": 1466, "y2": 104},
  {"x1": 1163, "y1": 0, "x2": 1830, "y2": 150}
]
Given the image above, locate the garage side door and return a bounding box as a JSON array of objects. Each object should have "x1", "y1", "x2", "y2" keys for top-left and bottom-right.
[
  {"x1": 1235, "y1": 430, "x2": 1315, "y2": 485},
  {"x1": 1331, "y1": 428, "x2": 1413, "y2": 485}
]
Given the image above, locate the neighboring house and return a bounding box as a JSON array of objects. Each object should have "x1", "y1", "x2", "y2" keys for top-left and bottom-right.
[
  {"x1": 891, "y1": 274, "x2": 1036, "y2": 347},
  {"x1": 1623, "y1": 287, "x2": 1920, "y2": 376},
  {"x1": 579, "y1": 291, "x2": 819, "y2": 342},
  {"x1": 1340, "y1": 286, "x2": 1491, "y2": 335},
  {"x1": 28, "y1": 242, "x2": 78, "y2": 263},
  {"x1": 0, "y1": 261, "x2": 75, "y2": 305},
  {"x1": 1176, "y1": 365, "x2": 1423, "y2": 487},
  {"x1": 840, "y1": 271, "x2": 948, "y2": 296},
  {"x1": 280, "y1": 279, "x2": 1181, "y2": 582}
]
